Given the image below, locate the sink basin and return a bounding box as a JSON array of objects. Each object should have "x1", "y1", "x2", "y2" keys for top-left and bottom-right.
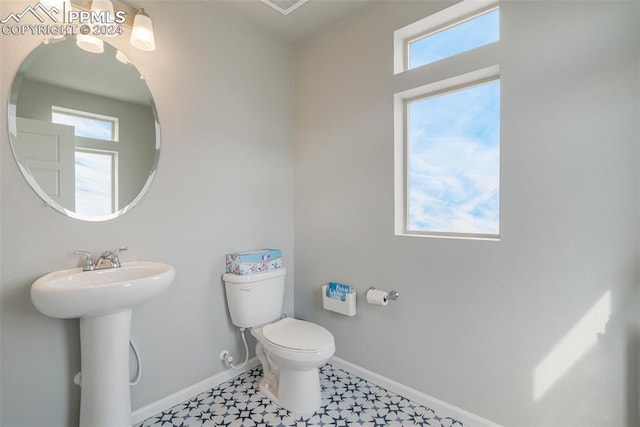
[{"x1": 31, "y1": 261, "x2": 175, "y2": 319}]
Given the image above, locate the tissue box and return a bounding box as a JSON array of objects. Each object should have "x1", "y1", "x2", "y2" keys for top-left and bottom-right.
[{"x1": 225, "y1": 249, "x2": 282, "y2": 275}]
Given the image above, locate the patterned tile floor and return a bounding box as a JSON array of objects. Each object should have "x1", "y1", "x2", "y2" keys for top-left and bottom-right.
[{"x1": 137, "y1": 363, "x2": 465, "y2": 427}]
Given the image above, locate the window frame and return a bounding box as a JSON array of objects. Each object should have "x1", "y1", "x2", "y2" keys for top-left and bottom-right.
[
  {"x1": 51, "y1": 105, "x2": 119, "y2": 142},
  {"x1": 394, "y1": 65, "x2": 501, "y2": 240},
  {"x1": 393, "y1": 0, "x2": 499, "y2": 75},
  {"x1": 406, "y1": 6, "x2": 499, "y2": 71}
]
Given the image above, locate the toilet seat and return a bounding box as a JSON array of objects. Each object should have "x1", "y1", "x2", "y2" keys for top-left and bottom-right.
[{"x1": 263, "y1": 318, "x2": 334, "y2": 352}]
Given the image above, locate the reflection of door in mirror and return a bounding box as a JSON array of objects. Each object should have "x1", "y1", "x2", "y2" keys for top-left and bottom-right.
[{"x1": 16, "y1": 117, "x2": 76, "y2": 209}]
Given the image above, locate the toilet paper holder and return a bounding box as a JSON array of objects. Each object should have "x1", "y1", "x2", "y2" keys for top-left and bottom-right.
[{"x1": 368, "y1": 286, "x2": 399, "y2": 301}]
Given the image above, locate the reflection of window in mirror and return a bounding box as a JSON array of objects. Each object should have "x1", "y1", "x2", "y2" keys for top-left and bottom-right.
[
  {"x1": 75, "y1": 150, "x2": 117, "y2": 216},
  {"x1": 51, "y1": 106, "x2": 118, "y2": 141},
  {"x1": 51, "y1": 106, "x2": 119, "y2": 215}
]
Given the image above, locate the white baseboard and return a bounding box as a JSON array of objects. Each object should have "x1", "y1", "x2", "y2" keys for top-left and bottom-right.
[
  {"x1": 330, "y1": 356, "x2": 501, "y2": 427},
  {"x1": 131, "y1": 358, "x2": 260, "y2": 424}
]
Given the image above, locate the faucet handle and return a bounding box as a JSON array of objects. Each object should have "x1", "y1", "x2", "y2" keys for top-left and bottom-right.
[
  {"x1": 112, "y1": 246, "x2": 128, "y2": 267},
  {"x1": 74, "y1": 250, "x2": 95, "y2": 271}
]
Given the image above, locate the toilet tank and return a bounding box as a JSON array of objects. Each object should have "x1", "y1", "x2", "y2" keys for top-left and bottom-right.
[{"x1": 223, "y1": 268, "x2": 286, "y2": 328}]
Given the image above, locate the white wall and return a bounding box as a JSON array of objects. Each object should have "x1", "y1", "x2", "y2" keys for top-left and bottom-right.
[
  {"x1": 294, "y1": 1, "x2": 639, "y2": 425},
  {"x1": 0, "y1": 1, "x2": 293, "y2": 425}
]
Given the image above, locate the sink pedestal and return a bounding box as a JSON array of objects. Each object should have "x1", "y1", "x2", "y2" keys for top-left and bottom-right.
[{"x1": 79, "y1": 310, "x2": 132, "y2": 427}]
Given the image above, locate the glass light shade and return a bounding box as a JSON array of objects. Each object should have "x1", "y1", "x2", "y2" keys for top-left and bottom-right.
[
  {"x1": 76, "y1": 34, "x2": 104, "y2": 53},
  {"x1": 130, "y1": 12, "x2": 156, "y2": 51},
  {"x1": 91, "y1": 0, "x2": 116, "y2": 37}
]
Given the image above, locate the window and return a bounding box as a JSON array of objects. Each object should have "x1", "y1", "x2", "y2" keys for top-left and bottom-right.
[
  {"x1": 406, "y1": 78, "x2": 500, "y2": 236},
  {"x1": 51, "y1": 107, "x2": 119, "y2": 215},
  {"x1": 51, "y1": 106, "x2": 118, "y2": 142},
  {"x1": 408, "y1": 8, "x2": 499, "y2": 69},
  {"x1": 394, "y1": 0, "x2": 499, "y2": 74},
  {"x1": 394, "y1": 0, "x2": 500, "y2": 239}
]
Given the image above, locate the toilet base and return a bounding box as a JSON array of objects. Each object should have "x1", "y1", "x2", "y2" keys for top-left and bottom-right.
[
  {"x1": 258, "y1": 366, "x2": 322, "y2": 417},
  {"x1": 278, "y1": 366, "x2": 322, "y2": 416},
  {"x1": 255, "y1": 343, "x2": 323, "y2": 417}
]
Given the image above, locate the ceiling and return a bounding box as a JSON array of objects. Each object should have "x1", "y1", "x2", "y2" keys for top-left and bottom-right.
[{"x1": 209, "y1": 0, "x2": 376, "y2": 44}]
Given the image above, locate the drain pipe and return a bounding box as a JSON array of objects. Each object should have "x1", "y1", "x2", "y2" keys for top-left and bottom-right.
[{"x1": 129, "y1": 337, "x2": 142, "y2": 385}]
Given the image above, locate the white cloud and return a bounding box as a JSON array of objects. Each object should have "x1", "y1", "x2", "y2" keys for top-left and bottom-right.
[{"x1": 408, "y1": 135, "x2": 499, "y2": 234}]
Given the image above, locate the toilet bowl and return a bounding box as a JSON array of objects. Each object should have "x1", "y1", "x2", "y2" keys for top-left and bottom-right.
[
  {"x1": 222, "y1": 268, "x2": 335, "y2": 416},
  {"x1": 251, "y1": 317, "x2": 335, "y2": 416}
]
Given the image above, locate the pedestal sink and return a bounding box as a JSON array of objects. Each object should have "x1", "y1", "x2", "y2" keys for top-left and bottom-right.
[{"x1": 31, "y1": 261, "x2": 175, "y2": 427}]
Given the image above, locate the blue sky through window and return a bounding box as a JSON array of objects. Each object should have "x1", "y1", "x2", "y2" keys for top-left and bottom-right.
[
  {"x1": 74, "y1": 151, "x2": 114, "y2": 216},
  {"x1": 409, "y1": 8, "x2": 499, "y2": 69},
  {"x1": 407, "y1": 80, "x2": 500, "y2": 235}
]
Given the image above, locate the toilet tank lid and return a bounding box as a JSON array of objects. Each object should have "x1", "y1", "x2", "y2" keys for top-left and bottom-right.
[
  {"x1": 222, "y1": 268, "x2": 287, "y2": 283},
  {"x1": 263, "y1": 318, "x2": 334, "y2": 351}
]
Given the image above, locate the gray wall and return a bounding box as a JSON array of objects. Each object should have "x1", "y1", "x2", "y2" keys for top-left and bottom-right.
[
  {"x1": 294, "y1": 1, "x2": 640, "y2": 426},
  {"x1": 0, "y1": 1, "x2": 293, "y2": 426}
]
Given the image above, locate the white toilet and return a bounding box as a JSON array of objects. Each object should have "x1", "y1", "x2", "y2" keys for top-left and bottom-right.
[{"x1": 222, "y1": 268, "x2": 335, "y2": 416}]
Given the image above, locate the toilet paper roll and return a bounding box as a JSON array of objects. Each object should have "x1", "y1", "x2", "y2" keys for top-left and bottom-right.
[{"x1": 366, "y1": 289, "x2": 388, "y2": 306}]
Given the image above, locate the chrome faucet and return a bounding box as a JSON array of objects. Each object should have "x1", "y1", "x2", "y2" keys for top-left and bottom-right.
[{"x1": 75, "y1": 246, "x2": 128, "y2": 271}]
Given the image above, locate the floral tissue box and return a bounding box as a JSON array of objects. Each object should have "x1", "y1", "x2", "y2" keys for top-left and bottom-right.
[{"x1": 225, "y1": 249, "x2": 282, "y2": 275}]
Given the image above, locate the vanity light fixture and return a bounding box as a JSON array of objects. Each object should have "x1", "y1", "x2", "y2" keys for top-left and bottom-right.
[
  {"x1": 130, "y1": 9, "x2": 156, "y2": 51},
  {"x1": 90, "y1": 0, "x2": 116, "y2": 37},
  {"x1": 69, "y1": 0, "x2": 156, "y2": 53},
  {"x1": 74, "y1": 0, "x2": 115, "y2": 52}
]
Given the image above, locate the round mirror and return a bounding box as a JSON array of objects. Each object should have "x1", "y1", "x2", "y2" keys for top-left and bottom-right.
[{"x1": 8, "y1": 37, "x2": 160, "y2": 221}]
